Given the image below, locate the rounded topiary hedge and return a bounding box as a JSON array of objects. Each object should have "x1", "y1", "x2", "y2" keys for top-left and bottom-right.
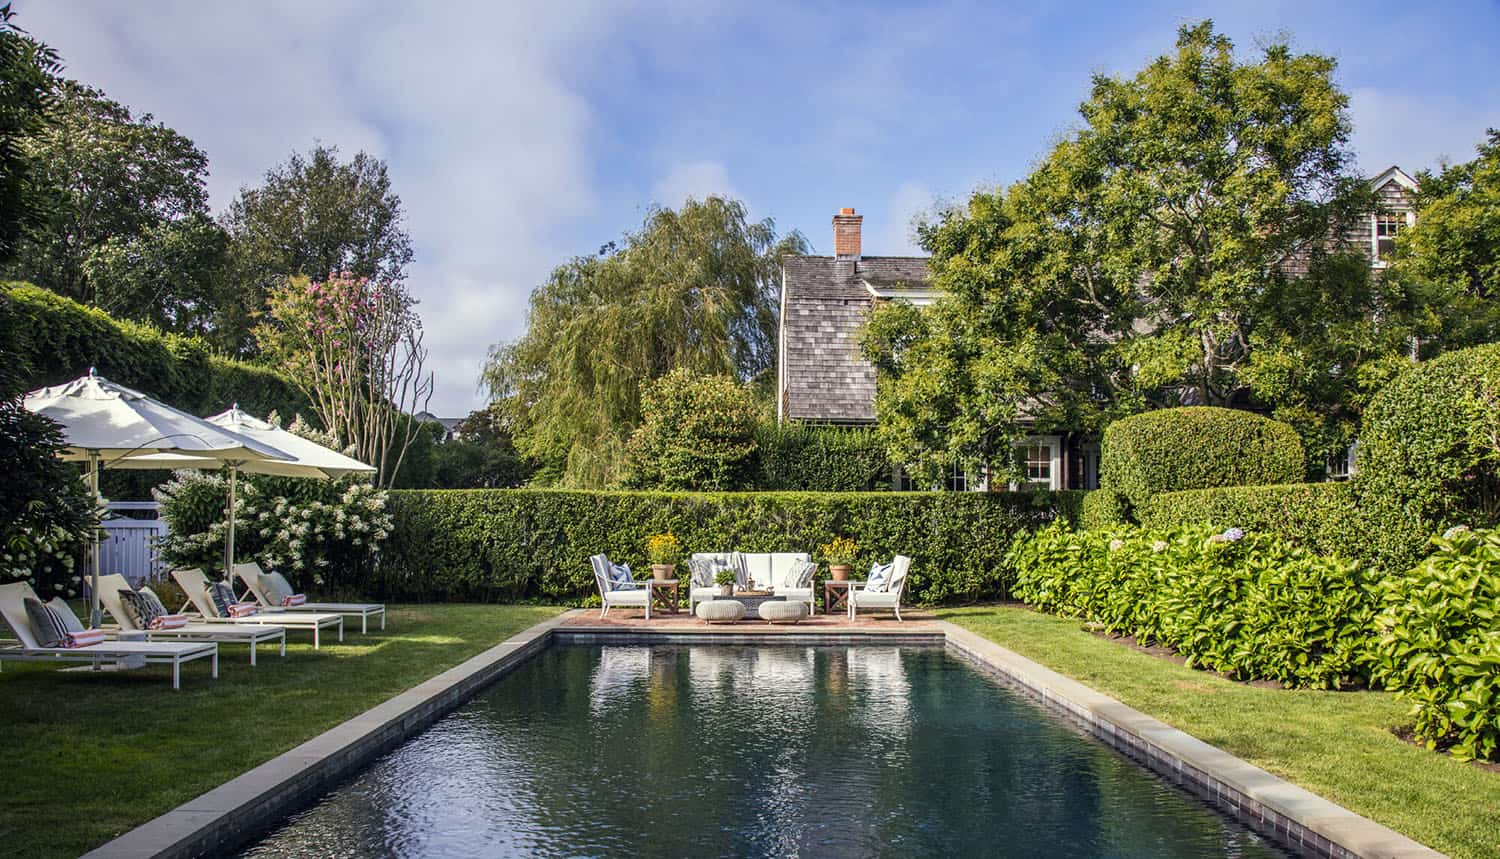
[
  {"x1": 1100, "y1": 407, "x2": 1305, "y2": 514},
  {"x1": 1355, "y1": 343, "x2": 1500, "y2": 569}
]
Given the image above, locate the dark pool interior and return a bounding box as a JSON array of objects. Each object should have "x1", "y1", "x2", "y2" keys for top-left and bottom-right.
[{"x1": 242, "y1": 644, "x2": 1288, "y2": 858}]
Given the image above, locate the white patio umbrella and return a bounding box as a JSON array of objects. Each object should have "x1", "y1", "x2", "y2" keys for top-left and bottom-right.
[
  {"x1": 24, "y1": 371, "x2": 294, "y2": 627},
  {"x1": 117, "y1": 405, "x2": 375, "y2": 584}
]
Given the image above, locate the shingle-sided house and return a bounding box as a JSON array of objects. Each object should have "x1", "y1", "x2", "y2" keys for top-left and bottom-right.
[{"x1": 778, "y1": 173, "x2": 1419, "y2": 491}]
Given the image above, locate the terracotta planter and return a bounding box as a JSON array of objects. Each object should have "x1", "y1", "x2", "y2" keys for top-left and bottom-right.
[
  {"x1": 651, "y1": 563, "x2": 676, "y2": 582},
  {"x1": 829, "y1": 564, "x2": 851, "y2": 581}
]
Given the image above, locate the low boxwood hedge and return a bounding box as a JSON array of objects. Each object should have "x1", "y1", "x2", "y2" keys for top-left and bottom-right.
[
  {"x1": 381, "y1": 488, "x2": 1084, "y2": 604},
  {"x1": 1100, "y1": 407, "x2": 1306, "y2": 515},
  {"x1": 1009, "y1": 523, "x2": 1376, "y2": 689},
  {"x1": 1136, "y1": 481, "x2": 1364, "y2": 562}
]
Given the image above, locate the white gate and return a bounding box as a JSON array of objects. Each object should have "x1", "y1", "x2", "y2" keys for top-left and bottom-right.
[{"x1": 99, "y1": 501, "x2": 167, "y2": 586}]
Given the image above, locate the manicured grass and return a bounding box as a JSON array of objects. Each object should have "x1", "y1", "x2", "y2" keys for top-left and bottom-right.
[
  {"x1": 939, "y1": 604, "x2": 1500, "y2": 859},
  {"x1": 0, "y1": 603, "x2": 563, "y2": 858}
]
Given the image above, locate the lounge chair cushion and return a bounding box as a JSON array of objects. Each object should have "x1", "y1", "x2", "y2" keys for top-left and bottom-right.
[
  {"x1": 205, "y1": 582, "x2": 236, "y2": 617},
  {"x1": 867, "y1": 561, "x2": 893, "y2": 593},
  {"x1": 118, "y1": 588, "x2": 163, "y2": 629},
  {"x1": 23, "y1": 596, "x2": 71, "y2": 647}
]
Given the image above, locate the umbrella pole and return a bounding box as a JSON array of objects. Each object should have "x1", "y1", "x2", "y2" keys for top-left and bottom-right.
[
  {"x1": 225, "y1": 465, "x2": 238, "y2": 586},
  {"x1": 89, "y1": 451, "x2": 102, "y2": 629}
]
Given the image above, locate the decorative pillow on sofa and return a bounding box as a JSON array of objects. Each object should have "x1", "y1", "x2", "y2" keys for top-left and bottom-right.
[
  {"x1": 789, "y1": 559, "x2": 817, "y2": 588},
  {"x1": 118, "y1": 588, "x2": 163, "y2": 629},
  {"x1": 23, "y1": 596, "x2": 71, "y2": 648},
  {"x1": 688, "y1": 559, "x2": 721, "y2": 588},
  {"x1": 866, "y1": 561, "x2": 893, "y2": 593}
]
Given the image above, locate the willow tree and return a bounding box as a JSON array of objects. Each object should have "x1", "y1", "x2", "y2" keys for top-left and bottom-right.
[
  {"x1": 864, "y1": 21, "x2": 1402, "y2": 475},
  {"x1": 484, "y1": 196, "x2": 806, "y2": 487}
]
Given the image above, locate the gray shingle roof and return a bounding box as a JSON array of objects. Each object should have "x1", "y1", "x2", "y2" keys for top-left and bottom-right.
[{"x1": 781, "y1": 255, "x2": 931, "y2": 422}]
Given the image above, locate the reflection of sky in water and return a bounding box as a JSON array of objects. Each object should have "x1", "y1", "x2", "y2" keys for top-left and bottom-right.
[{"x1": 243, "y1": 645, "x2": 1289, "y2": 858}]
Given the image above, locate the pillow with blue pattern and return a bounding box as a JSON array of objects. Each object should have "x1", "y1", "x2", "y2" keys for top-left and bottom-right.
[
  {"x1": 608, "y1": 562, "x2": 638, "y2": 590},
  {"x1": 866, "y1": 561, "x2": 893, "y2": 593}
]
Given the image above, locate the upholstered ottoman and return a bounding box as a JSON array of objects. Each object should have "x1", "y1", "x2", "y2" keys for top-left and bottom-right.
[
  {"x1": 695, "y1": 600, "x2": 746, "y2": 624},
  {"x1": 758, "y1": 600, "x2": 806, "y2": 624}
]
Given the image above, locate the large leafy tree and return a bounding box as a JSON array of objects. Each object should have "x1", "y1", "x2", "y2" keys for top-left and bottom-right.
[
  {"x1": 0, "y1": 3, "x2": 60, "y2": 264},
  {"x1": 222, "y1": 145, "x2": 412, "y2": 354},
  {"x1": 5, "y1": 81, "x2": 212, "y2": 304},
  {"x1": 864, "y1": 22, "x2": 1406, "y2": 475},
  {"x1": 623, "y1": 369, "x2": 760, "y2": 491},
  {"x1": 81, "y1": 213, "x2": 230, "y2": 339},
  {"x1": 484, "y1": 196, "x2": 805, "y2": 487}
]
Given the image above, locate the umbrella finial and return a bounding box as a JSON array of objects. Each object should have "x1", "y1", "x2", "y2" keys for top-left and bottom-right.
[{"x1": 88, "y1": 366, "x2": 96, "y2": 377}]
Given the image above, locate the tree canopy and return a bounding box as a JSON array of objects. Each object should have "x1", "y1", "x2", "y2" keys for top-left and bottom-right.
[
  {"x1": 484, "y1": 196, "x2": 805, "y2": 487},
  {"x1": 863, "y1": 21, "x2": 1422, "y2": 475},
  {"x1": 0, "y1": 4, "x2": 59, "y2": 265},
  {"x1": 623, "y1": 368, "x2": 760, "y2": 491}
]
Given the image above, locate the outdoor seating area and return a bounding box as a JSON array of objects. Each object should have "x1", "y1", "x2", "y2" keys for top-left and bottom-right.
[{"x1": 592, "y1": 549, "x2": 913, "y2": 626}]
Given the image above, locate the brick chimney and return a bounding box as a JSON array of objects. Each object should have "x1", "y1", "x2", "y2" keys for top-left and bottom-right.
[{"x1": 832, "y1": 207, "x2": 862, "y2": 259}]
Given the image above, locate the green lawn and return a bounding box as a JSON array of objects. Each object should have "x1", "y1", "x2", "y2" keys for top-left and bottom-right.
[
  {"x1": 0, "y1": 603, "x2": 563, "y2": 859},
  {"x1": 939, "y1": 604, "x2": 1500, "y2": 859}
]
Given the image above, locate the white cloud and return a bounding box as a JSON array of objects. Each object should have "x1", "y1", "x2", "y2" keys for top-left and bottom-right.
[
  {"x1": 1348, "y1": 87, "x2": 1496, "y2": 175},
  {"x1": 651, "y1": 160, "x2": 737, "y2": 208}
]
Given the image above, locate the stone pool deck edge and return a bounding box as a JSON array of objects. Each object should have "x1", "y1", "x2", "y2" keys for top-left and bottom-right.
[
  {"x1": 84, "y1": 610, "x2": 1444, "y2": 859},
  {"x1": 81, "y1": 610, "x2": 574, "y2": 859},
  {"x1": 940, "y1": 622, "x2": 1444, "y2": 859}
]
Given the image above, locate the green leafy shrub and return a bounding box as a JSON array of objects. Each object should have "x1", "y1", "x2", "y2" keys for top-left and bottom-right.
[
  {"x1": 1010, "y1": 523, "x2": 1375, "y2": 688},
  {"x1": 1368, "y1": 526, "x2": 1500, "y2": 761},
  {"x1": 1356, "y1": 344, "x2": 1500, "y2": 571},
  {"x1": 623, "y1": 369, "x2": 759, "y2": 491},
  {"x1": 1079, "y1": 490, "x2": 1128, "y2": 530},
  {"x1": 1, "y1": 282, "x2": 308, "y2": 419},
  {"x1": 753, "y1": 423, "x2": 892, "y2": 491},
  {"x1": 1137, "y1": 481, "x2": 1364, "y2": 561},
  {"x1": 381, "y1": 489, "x2": 1082, "y2": 604},
  {"x1": 1100, "y1": 407, "x2": 1306, "y2": 515}
]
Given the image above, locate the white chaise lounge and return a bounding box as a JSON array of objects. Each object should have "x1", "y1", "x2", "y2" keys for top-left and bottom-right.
[
  {"x1": 96, "y1": 574, "x2": 287, "y2": 666},
  {"x1": 0, "y1": 582, "x2": 218, "y2": 689},
  {"x1": 688, "y1": 552, "x2": 815, "y2": 614},
  {"x1": 590, "y1": 554, "x2": 650, "y2": 619},
  {"x1": 232, "y1": 561, "x2": 386, "y2": 633},
  {"x1": 172, "y1": 568, "x2": 344, "y2": 648},
  {"x1": 847, "y1": 555, "x2": 912, "y2": 622}
]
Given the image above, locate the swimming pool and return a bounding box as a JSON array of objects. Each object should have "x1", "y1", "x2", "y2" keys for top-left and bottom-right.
[{"x1": 242, "y1": 644, "x2": 1287, "y2": 857}]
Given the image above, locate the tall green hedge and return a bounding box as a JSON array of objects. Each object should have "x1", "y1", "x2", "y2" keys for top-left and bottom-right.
[
  {"x1": 1355, "y1": 344, "x2": 1500, "y2": 571},
  {"x1": 1, "y1": 282, "x2": 308, "y2": 419},
  {"x1": 1137, "y1": 482, "x2": 1364, "y2": 562},
  {"x1": 1100, "y1": 406, "x2": 1306, "y2": 514},
  {"x1": 752, "y1": 423, "x2": 893, "y2": 491},
  {"x1": 380, "y1": 488, "x2": 1084, "y2": 604}
]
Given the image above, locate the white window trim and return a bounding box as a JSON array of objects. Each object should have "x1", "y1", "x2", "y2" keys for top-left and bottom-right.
[{"x1": 1009, "y1": 435, "x2": 1062, "y2": 491}]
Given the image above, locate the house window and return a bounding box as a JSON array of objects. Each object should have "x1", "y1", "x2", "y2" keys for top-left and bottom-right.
[
  {"x1": 892, "y1": 466, "x2": 919, "y2": 492},
  {"x1": 944, "y1": 461, "x2": 969, "y2": 492},
  {"x1": 1080, "y1": 443, "x2": 1101, "y2": 491},
  {"x1": 1374, "y1": 215, "x2": 1402, "y2": 262},
  {"x1": 1010, "y1": 436, "x2": 1062, "y2": 491}
]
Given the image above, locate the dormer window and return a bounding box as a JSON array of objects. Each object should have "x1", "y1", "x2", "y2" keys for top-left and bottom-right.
[{"x1": 1375, "y1": 214, "x2": 1402, "y2": 262}]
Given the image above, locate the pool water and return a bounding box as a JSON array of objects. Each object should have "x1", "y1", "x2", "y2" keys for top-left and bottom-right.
[{"x1": 243, "y1": 645, "x2": 1288, "y2": 858}]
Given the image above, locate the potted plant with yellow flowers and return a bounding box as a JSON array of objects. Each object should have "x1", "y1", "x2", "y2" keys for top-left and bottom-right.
[
  {"x1": 819, "y1": 536, "x2": 858, "y2": 581},
  {"x1": 644, "y1": 532, "x2": 683, "y2": 582}
]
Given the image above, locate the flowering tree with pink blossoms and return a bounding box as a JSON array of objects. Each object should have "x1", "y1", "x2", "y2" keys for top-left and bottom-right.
[{"x1": 255, "y1": 272, "x2": 433, "y2": 487}]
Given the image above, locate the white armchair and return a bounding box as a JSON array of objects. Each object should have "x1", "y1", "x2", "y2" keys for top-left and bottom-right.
[
  {"x1": 591, "y1": 554, "x2": 650, "y2": 619},
  {"x1": 848, "y1": 555, "x2": 911, "y2": 622}
]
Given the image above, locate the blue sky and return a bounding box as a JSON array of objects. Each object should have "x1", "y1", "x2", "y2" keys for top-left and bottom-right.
[{"x1": 22, "y1": 1, "x2": 1500, "y2": 414}]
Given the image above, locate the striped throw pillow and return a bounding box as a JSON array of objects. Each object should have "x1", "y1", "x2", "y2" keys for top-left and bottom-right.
[
  {"x1": 46, "y1": 597, "x2": 85, "y2": 634},
  {"x1": 118, "y1": 588, "x2": 162, "y2": 629},
  {"x1": 139, "y1": 586, "x2": 169, "y2": 617},
  {"x1": 204, "y1": 581, "x2": 235, "y2": 617},
  {"x1": 149, "y1": 614, "x2": 189, "y2": 630},
  {"x1": 23, "y1": 596, "x2": 70, "y2": 648}
]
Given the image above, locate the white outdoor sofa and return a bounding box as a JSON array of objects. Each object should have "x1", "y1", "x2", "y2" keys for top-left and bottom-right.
[
  {"x1": 590, "y1": 553, "x2": 651, "y2": 619},
  {"x1": 95, "y1": 574, "x2": 287, "y2": 666},
  {"x1": 233, "y1": 561, "x2": 386, "y2": 633},
  {"x1": 0, "y1": 582, "x2": 219, "y2": 689},
  {"x1": 847, "y1": 555, "x2": 912, "y2": 622},
  {"x1": 172, "y1": 568, "x2": 344, "y2": 648},
  {"x1": 688, "y1": 552, "x2": 815, "y2": 615}
]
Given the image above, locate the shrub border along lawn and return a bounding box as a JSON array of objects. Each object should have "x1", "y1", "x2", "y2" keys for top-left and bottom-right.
[
  {"x1": 941, "y1": 604, "x2": 1500, "y2": 859},
  {"x1": 0, "y1": 603, "x2": 565, "y2": 859}
]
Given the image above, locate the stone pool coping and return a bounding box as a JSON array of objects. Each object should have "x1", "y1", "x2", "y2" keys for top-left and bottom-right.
[{"x1": 87, "y1": 609, "x2": 1444, "y2": 859}]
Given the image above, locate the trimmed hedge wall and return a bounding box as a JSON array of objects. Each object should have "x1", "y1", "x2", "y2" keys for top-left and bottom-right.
[
  {"x1": 1100, "y1": 407, "x2": 1306, "y2": 514},
  {"x1": 752, "y1": 423, "x2": 893, "y2": 491},
  {"x1": 381, "y1": 489, "x2": 1084, "y2": 604},
  {"x1": 1355, "y1": 343, "x2": 1500, "y2": 571},
  {"x1": 1, "y1": 282, "x2": 308, "y2": 419},
  {"x1": 1137, "y1": 482, "x2": 1363, "y2": 562}
]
